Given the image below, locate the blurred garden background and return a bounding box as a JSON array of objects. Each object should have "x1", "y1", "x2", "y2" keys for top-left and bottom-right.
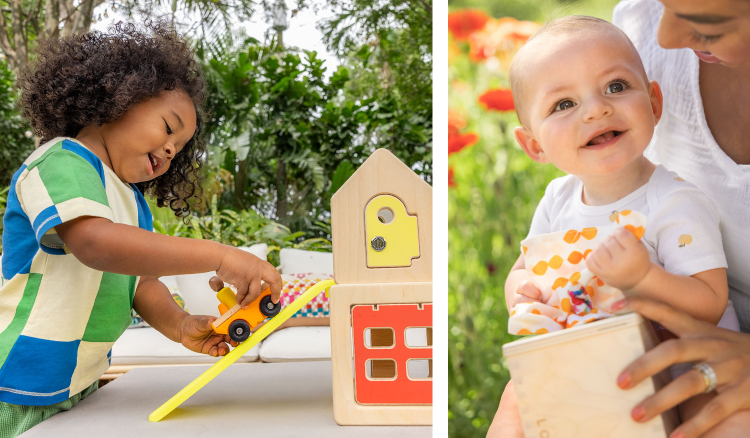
[
  {"x1": 0, "y1": 0, "x2": 432, "y2": 266},
  {"x1": 448, "y1": 0, "x2": 620, "y2": 436}
]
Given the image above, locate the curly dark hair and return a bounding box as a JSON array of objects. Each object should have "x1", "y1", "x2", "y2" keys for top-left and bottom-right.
[{"x1": 18, "y1": 21, "x2": 206, "y2": 218}]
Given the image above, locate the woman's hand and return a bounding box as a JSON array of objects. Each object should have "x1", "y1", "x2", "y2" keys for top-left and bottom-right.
[
  {"x1": 178, "y1": 314, "x2": 238, "y2": 357},
  {"x1": 614, "y1": 296, "x2": 750, "y2": 438},
  {"x1": 215, "y1": 247, "x2": 282, "y2": 309}
]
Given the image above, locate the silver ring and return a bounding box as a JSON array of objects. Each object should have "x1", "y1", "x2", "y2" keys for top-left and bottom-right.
[{"x1": 693, "y1": 362, "x2": 718, "y2": 393}]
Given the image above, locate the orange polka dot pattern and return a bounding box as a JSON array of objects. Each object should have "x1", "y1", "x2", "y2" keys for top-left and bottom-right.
[{"x1": 508, "y1": 211, "x2": 648, "y2": 335}]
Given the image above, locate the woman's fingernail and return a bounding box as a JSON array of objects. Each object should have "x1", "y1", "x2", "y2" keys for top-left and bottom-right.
[
  {"x1": 611, "y1": 299, "x2": 626, "y2": 311},
  {"x1": 670, "y1": 432, "x2": 684, "y2": 438},
  {"x1": 617, "y1": 372, "x2": 631, "y2": 388},
  {"x1": 631, "y1": 406, "x2": 645, "y2": 421}
]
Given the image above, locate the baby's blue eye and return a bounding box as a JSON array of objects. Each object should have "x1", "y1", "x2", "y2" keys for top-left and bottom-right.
[
  {"x1": 553, "y1": 100, "x2": 576, "y2": 112},
  {"x1": 606, "y1": 82, "x2": 625, "y2": 94}
]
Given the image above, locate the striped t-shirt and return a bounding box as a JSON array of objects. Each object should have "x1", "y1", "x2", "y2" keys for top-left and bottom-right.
[{"x1": 0, "y1": 137, "x2": 152, "y2": 406}]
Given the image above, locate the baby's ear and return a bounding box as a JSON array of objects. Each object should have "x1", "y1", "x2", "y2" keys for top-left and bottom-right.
[
  {"x1": 514, "y1": 126, "x2": 548, "y2": 164},
  {"x1": 648, "y1": 80, "x2": 663, "y2": 125}
]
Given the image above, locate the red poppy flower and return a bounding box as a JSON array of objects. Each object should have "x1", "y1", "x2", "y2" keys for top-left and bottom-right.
[
  {"x1": 449, "y1": 10, "x2": 490, "y2": 41},
  {"x1": 449, "y1": 127, "x2": 479, "y2": 155},
  {"x1": 448, "y1": 168, "x2": 456, "y2": 187},
  {"x1": 478, "y1": 88, "x2": 515, "y2": 111}
]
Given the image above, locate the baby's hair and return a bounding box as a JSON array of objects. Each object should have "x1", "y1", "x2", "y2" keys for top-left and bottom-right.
[
  {"x1": 509, "y1": 15, "x2": 645, "y2": 127},
  {"x1": 18, "y1": 21, "x2": 206, "y2": 219}
]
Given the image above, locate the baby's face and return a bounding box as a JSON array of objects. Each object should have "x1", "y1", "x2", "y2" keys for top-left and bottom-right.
[
  {"x1": 516, "y1": 31, "x2": 661, "y2": 178},
  {"x1": 102, "y1": 89, "x2": 197, "y2": 184}
]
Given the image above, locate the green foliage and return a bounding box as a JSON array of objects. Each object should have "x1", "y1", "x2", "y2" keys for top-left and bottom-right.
[
  {"x1": 322, "y1": 0, "x2": 433, "y2": 183},
  {"x1": 0, "y1": 61, "x2": 34, "y2": 187},
  {"x1": 151, "y1": 195, "x2": 331, "y2": 266},
  {"x1": 202, "y1": 39, "x2": 431, "y2": 238},
  {"x1": 329, "y1": 160, "x2": 355, "y2": 199}
]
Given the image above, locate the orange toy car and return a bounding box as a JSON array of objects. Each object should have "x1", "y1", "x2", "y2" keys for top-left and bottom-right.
[{"x1": 211, "y1": 284, "x2": 281, "y2": 343}]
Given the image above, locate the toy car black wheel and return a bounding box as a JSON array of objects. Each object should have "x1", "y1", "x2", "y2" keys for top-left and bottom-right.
[
  {"x1": 259, "y1": 295, "x2": 282, "y2": 318},
  {"x1": 228, "y1": 320, "x2": 251, "y2": 343}
]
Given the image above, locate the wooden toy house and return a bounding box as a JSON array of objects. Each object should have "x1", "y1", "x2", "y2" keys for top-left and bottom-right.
[{"x1": 329, "y1": 149, "x2": 432, "y2": 425}]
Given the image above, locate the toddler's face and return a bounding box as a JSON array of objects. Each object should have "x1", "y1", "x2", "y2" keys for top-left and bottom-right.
[
  {"x1": 101, "y1": 89, "x2": 197, "y2": 184},
  {"x1": 515, "y1": 32, "x2": 662, "y2": 178}
]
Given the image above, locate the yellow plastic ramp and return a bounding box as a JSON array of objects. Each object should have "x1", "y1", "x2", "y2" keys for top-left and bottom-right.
[{"x1": 149, "y1": 279, "x2": 335, "y2": 422}]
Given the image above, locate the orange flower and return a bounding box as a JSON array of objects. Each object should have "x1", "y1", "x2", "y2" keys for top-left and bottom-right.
[
  {"x1": 448, "y1": 168, "x2": 456, "y2": 187},
  {"x1": 449, "y1": 10, "x2": 490, "y2": 41},
  {"x1": 452, "y1": 80, "x2": 472, "y2": 95},
  {"x1": 478, "y1": 88, "x2": 514, "y2": 111},
  {"x1": 448, "y1": 39, "x2": 462, "y2": 64},
  {"x1": 448, "y1": 108, "x2": 467, "y2": 130},
  {"x1": 469, "y1": 17, "x2": 540, "y2": 65}
]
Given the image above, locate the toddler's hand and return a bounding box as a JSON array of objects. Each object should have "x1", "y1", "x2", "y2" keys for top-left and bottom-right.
[
  {"x1": 586, "y1": 227, "x2": 651, "y2": 291},
  {"x1": 216, "y1": 247, "x2": 282, "y2": 309},
  {"x1": 178, "y1": 315, "x2": 238, "y2": 357},
  {"x1": 511, "y1": 280, "x2": 544, "y2": 308}
]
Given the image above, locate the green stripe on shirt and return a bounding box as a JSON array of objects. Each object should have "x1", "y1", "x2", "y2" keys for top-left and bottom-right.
[
  {"x1": 36, "y1": 152, "x2": 109, "y2": 207},
  {"x1": 26, "y1": 142, "x2": 63, "y2": 170},
  {"x1": 80, "y1": 272, "x2": 134, "y2": 343},
  {"x1": 0, "y1": 274, "x2": 42, "y2": 368}
]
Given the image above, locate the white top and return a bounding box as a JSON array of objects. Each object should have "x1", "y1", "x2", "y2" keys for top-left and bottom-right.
[
  {"x1": 528, "y1": 165, "x2": 727, "y2": 278},
  {"x1": 614, "y1": 0, "x2": 750, "y2": 332}
]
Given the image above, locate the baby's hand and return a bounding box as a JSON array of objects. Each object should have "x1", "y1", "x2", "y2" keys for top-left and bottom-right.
[
  {"x1": 511, "y1": 280, "x2": 544, "y2": 308},
  {"x1": 586, "y1": 227, "x2": 651, "y2": 291},
  {"x1": 178, "y1": 315, "x2": 238, "y2": 357},
  {"x1": 216, "y1": 247, "x2": 282, "y2": 309}
]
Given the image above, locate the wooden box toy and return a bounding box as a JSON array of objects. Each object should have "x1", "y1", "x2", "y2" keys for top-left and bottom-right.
[
  {"x1": 502, "y1": 313, "x2": 679, "y2": 438},
  {"x1": 329, "y1": 149, "x2": 432, "y2": 425}
]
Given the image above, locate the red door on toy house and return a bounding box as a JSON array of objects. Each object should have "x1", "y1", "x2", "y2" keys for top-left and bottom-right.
[{"x1": 352, "y1": 303, "x2": 432, "y2": 404}]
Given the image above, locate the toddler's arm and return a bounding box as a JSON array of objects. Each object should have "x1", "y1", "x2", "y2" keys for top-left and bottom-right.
[
  {"x1": 587, "y1": 228, "x2": 727, "y2": 324},
  {"x1": 132, "y1": 277, "x2": 186, "y2": 343},
  {"x1": 56, "y1": 216, "x2": 281, "y2": 308},
  {"x1": 630, "y1": 266, "x2": 726, "y2": 324}
]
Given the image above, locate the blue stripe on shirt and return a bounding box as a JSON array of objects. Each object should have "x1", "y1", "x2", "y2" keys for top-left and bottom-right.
[
  {"x1": 130, "y1": 184, "x2": 153, "y2": 232},
  {"x1": 2, "y1": 165, "x2": 38, "y2": 280},
  {"x1": 32, "y1": 205, "x2": 65, "y2": 255},
  {"x1": 0, "y1": 336, "x2": 79, "y2": 406}
]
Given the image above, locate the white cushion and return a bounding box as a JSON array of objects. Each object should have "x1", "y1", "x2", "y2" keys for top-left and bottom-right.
[
  {"x1": 175, "y1": 244, "x2": 268, "y2": 317},
  {"x1": 238, "y1": 243, "x2": 269, "y2": 261},
  {"x1": 279, "y1": 248, "x2": 333, "y2": 275},
  {"x1": 129, "y1": 275, "x2": 185, "y2": 329},
  {"x1": 175, "y1": 273, "x2": 222, "y2": 317},
  {"x1": 258, "y1": 326, "x2": 331, "y2": 362},
  {"x1": 112, "y1": 327, "x2": 259, "y2": 365}
]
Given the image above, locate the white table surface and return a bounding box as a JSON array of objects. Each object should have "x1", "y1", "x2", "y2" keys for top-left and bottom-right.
[{"x1": 21, "y1": 361, "x2": 432, "y2": 437}]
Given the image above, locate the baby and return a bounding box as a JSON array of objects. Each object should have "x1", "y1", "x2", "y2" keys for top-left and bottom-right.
[{"x1": 488, "y1": 15, "x2": 741, "y2": 438}]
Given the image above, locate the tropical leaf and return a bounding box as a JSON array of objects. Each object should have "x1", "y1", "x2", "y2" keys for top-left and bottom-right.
[{"x1": 330, "y1": 160, "x2": 356, "y2": 197}]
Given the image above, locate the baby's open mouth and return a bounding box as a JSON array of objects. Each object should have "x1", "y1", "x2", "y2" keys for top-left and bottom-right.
[
  {"x1": 587, "y1": 130, "x2": 622, "y2": 146},
  {"x1": 148, "y1": 154, "x2": 157, "y2": 170}
]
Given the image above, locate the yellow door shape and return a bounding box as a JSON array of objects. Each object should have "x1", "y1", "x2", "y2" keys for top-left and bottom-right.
[{"x1": 364, "y1": 195, "x2": 420, "y2": 267}]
